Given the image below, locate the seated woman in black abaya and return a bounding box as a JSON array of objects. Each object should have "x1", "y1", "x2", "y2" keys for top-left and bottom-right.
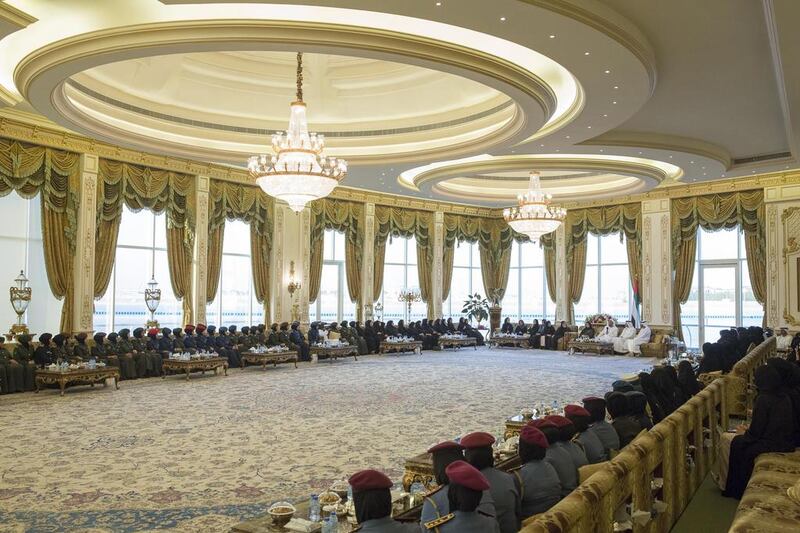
[{"x1": 723, "y1": 365, "x2": 795, "y2": 499}]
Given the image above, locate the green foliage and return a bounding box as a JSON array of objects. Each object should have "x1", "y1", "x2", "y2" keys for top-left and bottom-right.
[{"x1": 462, "y1": 293, "x2": 490, "y2": 324}]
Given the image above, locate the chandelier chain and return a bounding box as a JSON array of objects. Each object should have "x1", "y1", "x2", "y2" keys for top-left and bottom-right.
[{"x1": 296, "y1": 52, "x2": 303, "y2": 102}]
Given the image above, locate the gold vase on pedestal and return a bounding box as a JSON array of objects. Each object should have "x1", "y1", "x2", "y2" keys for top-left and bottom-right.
[{"x1": 9, "y1": 270, "x2": 31, "y2": 339}]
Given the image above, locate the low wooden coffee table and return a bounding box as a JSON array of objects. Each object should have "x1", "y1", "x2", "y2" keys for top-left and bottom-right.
[
  {"x1": 568, "y1": 340, "x2": 615, "y2": 355},
  {"x1": 35, "y1": 367, "x2": 120, "y2": 396},
  {"x1": 241, "y1": 350, "x2": 298, "y2": 370},
  {"x1": 489, "y1": 336, "x2": 529, "y2": 348},
  {"x1": 438, "y1": 337, "x2": 478, "y2": 350},
  {"x1": 310, "y1": 345, "x2": 359, "y2": 362},
  {"x1": 380, "y1": 340, "x2": 423, "y2": 354},
  {"x1": 162, "y1": 357, "x2": 228, "y2": 380},
  {"x1": 402, "y1": 449, "x2": 521, "y2": 492}
]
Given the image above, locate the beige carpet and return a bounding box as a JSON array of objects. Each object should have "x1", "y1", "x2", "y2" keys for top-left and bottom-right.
[{"x1": 0, "y1": 348, "x2": 654, "y2": 532}]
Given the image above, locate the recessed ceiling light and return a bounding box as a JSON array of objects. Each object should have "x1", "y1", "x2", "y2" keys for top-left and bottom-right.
[
  {"x1": 638, "y1": 151, "x2": 642, "y2": 155},
  {"x1": 436, "y1": 1, "x2": 442, "y2": 5},
  {"x1": 587, "y1": 126, "x2": 592, "y2": 129},
  {"x1": 540, "y1": 144, "x2": 545, "y2": 147},
  {"x1": 703, "y1": 173, "x2": 707, "y2": 176},
  {"x1": 565, "y1": 135, "x2": 570, "y2": 139},
  {"x1": 599, "y1": 149, "x2": 604, "y2": 152},
  {"x1": 549, "y1": 34, "x2": 556, "y2": 39},
  {"x1": 690, "y1": 160, "x2": 694, "y2": 164},
  {"x1": 500, "y1": 16, "x2": 506, "y2": 21},
  {"x1": 604, "y1": 70, "x2": 611, "y2": 74},
  {"x1": 612, "y1": 101, "x2": 617, "y2": 104},
  {"x1": 602, "y1": 114, "x2": 608, "y2": 117},
  {"x1": 752, "y1": 170, "x2": 756, "y2": 173},
  {"x1": 669, "y1": 155, "x2": 673, "y2": 159},
  {"x1": 555, "y1": 149, "x2": 560, "y2": 152},
  {"x1": 584, "y1": 52, "x2": 590, "y2": 56},
  {"x1": 613, "y1": 86, "x2": 619, "y2": 89}
]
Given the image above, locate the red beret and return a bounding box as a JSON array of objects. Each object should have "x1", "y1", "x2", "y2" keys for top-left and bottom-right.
[
  {"x1": 459, "y1": 431, "x2": 496, "y2": 449},
  {"x1": 427, "y1": 441, "x2": 464, "y2": 454},
  {"x1": 519, "y1": 425, "x2": 549, "y2": 448},
  {"x1": 184, "y1": 325, "x2": 195, "y2": 333},
  {"x1": 147, "y1": 328, "x2": 160, "y2": 336},
  {"x1": 348, "y1": 469, "x2": 392, "y2": 491},
  {"x1": 564, "y1": 404, "x2": 591, "y2": 418},
  {"x1": 445, "y1": 460, "x2": 490, "y2": 491},
  {"x1": 545, "y1": 415, "x2": 573, "y2": 428},
  {"x1": 196, "y1": 324, "x2": 206, "y2": 333},
  {"x1": 528, "y1": 418, "x2": 557, "y2": 430}
]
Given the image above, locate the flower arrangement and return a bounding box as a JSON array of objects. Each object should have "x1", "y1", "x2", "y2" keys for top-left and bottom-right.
[{"x1": 586, "y1": 313, "x2": 614, "y2": 324}]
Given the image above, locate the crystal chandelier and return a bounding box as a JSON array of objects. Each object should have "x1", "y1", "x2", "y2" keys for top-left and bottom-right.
[
  {"x1": 248, "y1": 53, "x2": 347, "y2": 212},
  {"x1": 503, "y1": 171, "x2": 566, "y2": 242}
]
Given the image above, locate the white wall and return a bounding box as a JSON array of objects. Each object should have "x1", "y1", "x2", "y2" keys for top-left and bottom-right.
[{"x1": 0, "y1": 193, "x2": 63, "y2": 335}]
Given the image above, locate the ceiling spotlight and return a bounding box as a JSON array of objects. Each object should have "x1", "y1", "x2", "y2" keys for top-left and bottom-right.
[
  {"x1": 587, "y1": 126, "x2": 592, "y2": 129},
  {"x1": 540, "y1": 144, "x2": 545, "y2": 147},
  {"x1": 549, "y1": 34, "x2": 556, "y2": 39},
  {"x1": 500, "y1": 16, "x2": 506, "y2": 21},
  {"x1": 604, "y1": 70, "x2": 611, "y2": 74},
  {"x1": 584, "y1": 51, "x2": 590, "y2": 56},
  {"x1": 613, "y1": 86, "x2": 619, "y2": 89},
  {"x1": 602, "y1": 114, "x2": 608, "y2": 117},
  {"x1": 669, "y1": 155, "x2": 673, "y2": 159},
  {"x1": 612, "y1": 101, "x2": 617, "y2": 104},
  {"x1": 565, "y1": 135, "x2": 571, "y2": 139},
  {"x1": 690, "y1": 160, "x2": 694, "y2": 164},
  {"x1": 436, "y1": 1, "x2": 442, "y2": 5},
  {"x1": 638, "y1": 151, "x2": 642, "y2": 155}
]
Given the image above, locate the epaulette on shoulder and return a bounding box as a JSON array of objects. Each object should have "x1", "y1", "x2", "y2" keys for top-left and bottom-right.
[
  {"x1": 423, "y1": 485, "x2": 443, "y2": 497},
  {"x1": 425, "y1": 513, "x2": 454, "y2": 529}
]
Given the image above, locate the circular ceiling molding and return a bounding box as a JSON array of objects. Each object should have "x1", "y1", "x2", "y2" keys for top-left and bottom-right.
[
  {"x1": 400, "y1": 154, "x2": 683, "y2": 206},
  {"x1": 14, "y1": 18, "x2": 581, "y2": 166}
]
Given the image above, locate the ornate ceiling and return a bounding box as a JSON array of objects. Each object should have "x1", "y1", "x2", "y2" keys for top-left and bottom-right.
[{"x1": 1, "y1": 0, "x2": 799, "y2": 207}]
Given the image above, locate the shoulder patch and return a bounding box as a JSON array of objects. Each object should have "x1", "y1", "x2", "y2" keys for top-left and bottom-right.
[
  {"x1": 425, "y1": 513, "x2": 454, "y2": 529},
  {"x1": 423, "y1": 485, "x2": 443, "y2": 497}
]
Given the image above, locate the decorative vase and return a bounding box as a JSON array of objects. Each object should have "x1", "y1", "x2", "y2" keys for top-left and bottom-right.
[{"x1": 489, "y1": 305, "x2": 502, "y2": 335}]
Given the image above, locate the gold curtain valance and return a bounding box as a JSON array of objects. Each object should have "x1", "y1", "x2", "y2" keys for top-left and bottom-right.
[
  {"x1": 97, "y1": 159, "x2": 194, "y2": 227},
  {"x1": 374, "y1": 205, "x2": 432, "y2": 248},
  {"x1": 670, "y1": 190, "x2": 764, "y2": 264},
  {"x1": 0, "y1": 137, "x2": 81, "y2": 332},
  {"x1": 208, "y1": 180, "x2": 274, "y2": 237},
  {"x1": 567, "y1": 203, "x2": 641, "y2": 247}
]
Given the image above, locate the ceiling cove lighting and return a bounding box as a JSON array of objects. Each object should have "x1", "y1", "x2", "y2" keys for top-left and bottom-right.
[
  {"x1": 248, "y1": 53, "x2": 347, "y2": 212},
  {"x1": 503, "y1": 171, "x2": 566, "y2": 243}
]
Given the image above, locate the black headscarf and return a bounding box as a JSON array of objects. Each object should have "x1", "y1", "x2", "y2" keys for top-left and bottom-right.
[
  {"x1": 432, "y1": 448, "x2": 464, "y2": 485},
  {"x1": 605, "y1": 392, "x2": 629, "y2": 419},
  {"x1": 677, "y1": 360, "x2": 703, "y2": 397},
  {"x1": 353, "y1": 488, "x2": 392, "y2": 524}
]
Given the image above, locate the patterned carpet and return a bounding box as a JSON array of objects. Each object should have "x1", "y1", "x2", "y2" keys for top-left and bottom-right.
[{"x1": 0, "y1": 348, "x2": 654, "y2": 533}]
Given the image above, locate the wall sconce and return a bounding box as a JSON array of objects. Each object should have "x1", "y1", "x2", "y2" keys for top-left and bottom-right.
[
  {"x1": 287, "y1": 261, "x2": 302, "y2": 296},
  {"x1": 144, "y1": 276, "x2": 161, "y2": 328},
  {"x1": 9, "y1": 270, "x2": 31, "y2": 339}
]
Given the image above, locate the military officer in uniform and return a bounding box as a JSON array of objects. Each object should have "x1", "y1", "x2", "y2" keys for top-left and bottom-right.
[
  {"x1": 461, "y1": 432, "x2": 520, "y2": 533},
  {"x1": 529, "y1": 419, "x2": 576, "y2": 498},
  {"x1": 0, "y1": 335, "x2": 23, "y2": 393},
  {"x1": 267, "y1": 323, "x2": 280, "y2": 346},
  {"x1": 131, "y1": 328, "x2": 151, "y2": 377},
  {"x1": 564, "y1": 404, "x2": 606, "y2": 463},
  {"x1": 347, "y1": 469, "x2": 417, "y2": 532},
  {"x1": 34, "y1": 333, "x2": 54, "y2": 367},
  {"x1": 51, "y1": 334, "x2": 69, "y2": 363},
  {"x1": 91, "y1": 332, "x2": 108, "y2": 361},
  {"x1": 115, "y1": 329, "x2": 138, "y2": 379},
  {"x1": 183, "y1": 325, "x2": 197, "y2": 353},
  {"x1": 217, "y1": 326, "x2": 240, "y2": 367},
  {"x1": 105, "y1": 332, "x2": 122, "y2": 368},
  {"x1": 195, "y1": 324, "x2": 208, "y2": 351},
  {"x1": 582, "y1": 396, "x2": 620, "y2": 457},
  {"x1": 544, "y1": 416, "x2": 587, "y2": 493},
  {"x1": 72, "y1": 332, "x2": 90, "y2": 361},
  {"x1": 421, "y1": 441, "x2": 495, "y2": 531},
  {"x1": 172, "y1": 328, "x2": 185, "y2": 353},
  {"x1": 289, "y1": 322, "x2": 310, "y2": 361},
  {"x1": 13, "y1": 334, "x2": 37, "y2": 391},
  {"x1": 424, "y1": 461, "x2": 500, "y2": 532},
  {"x1": 513, "y1": 425, "x2": 562, "y2": 519}
]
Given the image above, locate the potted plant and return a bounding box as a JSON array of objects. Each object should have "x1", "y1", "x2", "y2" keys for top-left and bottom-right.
[{"x1": 462, "y1": 293, "x2": 490, "y2": 328}]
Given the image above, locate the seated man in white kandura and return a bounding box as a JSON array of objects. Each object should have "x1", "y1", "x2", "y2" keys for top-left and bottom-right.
[
  {"x1": 630, "y1": 322, "x2": 652, "y2": 355},
  {"x1": 596, "y1": 318, "x2": 619, "y2": 343},
  {"x1": 614, "y1": 321, "x2": 637, "y2": 353}
]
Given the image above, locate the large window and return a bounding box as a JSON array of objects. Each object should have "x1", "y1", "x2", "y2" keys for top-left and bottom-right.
[
  {"x1": 0, "y1": 193, "x2": 62, "y2": 333},
  {"x1": 93, "y1": 207, "x2": 183, "y2": 331},
  {"x1": 309, "y1": 229, "x2": 357, "y2": 323},
  {"x1": 206, "y1": 220, "x2": 260, "y2": 327},
  {"x1": 504, "y1": 241, "x2": 556, "y2": 322},
  {"x1": 573, "y1": 233, "x2": 631, "y2": 322},
  {"x1": 444, "y1": 241, "x2": 483, "y2": 318},
  {"x1": 680, "y1": 228, "x2": 761, "y2": 349},
  {"x1": 379, "y1": 236, "x2": 423, "y2": 322}
]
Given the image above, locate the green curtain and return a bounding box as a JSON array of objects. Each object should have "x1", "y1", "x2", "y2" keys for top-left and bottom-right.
[
  {"x1": 372, "y1": 206, "x2": 434, "y2": 315},
  {"x1": 671, "y1": 191, "x2": 765, "y2": 338},
  {"x1": 308, "y1": 198, "x2": 363, "y2": 304},
  {"x1": 97, "y1": 159, "x2": 195, "y2": 324},
  {"x1": 0, "y1": 138, "x2": 80, "y2": 332},
  {"x1": 564, "y1": 204, "x2": 642, "y2": 324},
  {"x1": 207, "y1": 181, "x2": 274, "y2": 321}
]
